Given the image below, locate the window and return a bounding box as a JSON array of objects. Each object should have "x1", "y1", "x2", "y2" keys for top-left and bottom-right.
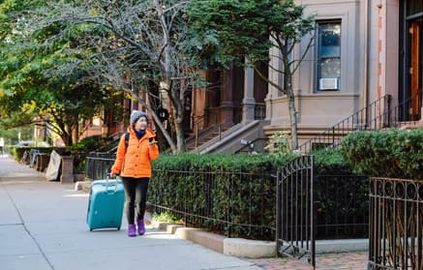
[
  {"x1": 406, "y1": 0, "x2": 423, "y2": 16},
  {"x1": 316, "y1": 21, "x2": 341, "y2": 91}
]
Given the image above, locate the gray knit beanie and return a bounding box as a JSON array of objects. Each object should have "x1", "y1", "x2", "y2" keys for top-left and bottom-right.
[{"x1": 130, "y1": 110, "x2": 147, "y2": 125}]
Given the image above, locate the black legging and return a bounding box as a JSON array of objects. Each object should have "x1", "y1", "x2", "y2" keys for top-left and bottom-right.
[{"x1": 121, "y1": 177, "x2": 149, "y2": 224}]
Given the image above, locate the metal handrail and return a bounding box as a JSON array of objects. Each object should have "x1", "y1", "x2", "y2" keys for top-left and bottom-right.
[
  {"x1": 298, "y1": 95, "x2": 391, "y2": 153},
  {"x1": 185, "y1": 113, "x2": 226, "y2": 150},
  {"x1": 298, "y1": 92, "x2": 422, "y2": 153},
  {"x1": 194, "y1": 122, "x2": 224, "y2": 148},
  {"x1": 254, "y1": 103, "x2": 266, "y2": 120}
]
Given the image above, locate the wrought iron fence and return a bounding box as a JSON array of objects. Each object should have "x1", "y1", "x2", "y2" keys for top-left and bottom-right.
[
  {"x1": 315, "y1": 174, "x2": 369, "y2": 240},
  {"x1": 86, "y1": 152, "x2": 116, "y2": 180},
  {"x1": 368, "y1": 177, "x2": 423, "y2": 270},
  {"x1": 299, "y1": 92, "x2": 422, "y2": 153},
  {"x1": 277, "y1": 155, "x2": 315, "y2": 267},
  {"x1": 84, "y1": 154, "x2": 370, "y2": 243},
  {"x1": 149, "y1": 169, "x2": 276, "y2": 240}
]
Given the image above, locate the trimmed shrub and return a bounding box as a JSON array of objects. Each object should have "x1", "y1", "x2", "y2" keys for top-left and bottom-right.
[
  {"x1": 340, "y1": 129, "x2": 423, "y2": 180},
  {"x1": 312, "y1": 149, "x2": 369, "y2": 239},
  {"x1": 149, "y1": 151, "x2": 361, "y2": 240},
  {"x1": 312, "y1": 148, "x2": 353, "y2": 175},
  {"x1": 68, "y1": 135, "x2": 112, "y2": 153},
  {"x1": 150, "y1": 153, "x2": 294, "y2": 240}
]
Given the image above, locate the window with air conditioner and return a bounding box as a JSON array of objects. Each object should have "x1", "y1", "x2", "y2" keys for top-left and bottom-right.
[{"x1": 317, "y1": 21, "x2": 341, "y2": 91}]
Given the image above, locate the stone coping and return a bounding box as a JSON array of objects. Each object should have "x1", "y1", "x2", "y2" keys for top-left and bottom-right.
[
  {"x1": 145, "y1": 212, "x2": 369, "y2": 257},
  {"x1": 144, "y1": 212, "x2": 275, "y2": 258}
]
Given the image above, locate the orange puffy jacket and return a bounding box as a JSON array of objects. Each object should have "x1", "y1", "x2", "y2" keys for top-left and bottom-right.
[{"x1": 111, "y1": 127, "x2": 159, "y2": 178}]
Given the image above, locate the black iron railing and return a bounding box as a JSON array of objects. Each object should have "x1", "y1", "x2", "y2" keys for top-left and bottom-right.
[
  {"x1": 186, "y1": 115, "x2": 226, "y2": 150},
  {"x1": 85, "y1": 152, "x2": 115, "y2": 180},
  {"x1": 299, "y1": 95, "x2": 392, "y2": 153},
  {"x1": 277, "y1": 155, "x2": 315, "y2": 268},
  {"x1": 85, "y1": 154, "x2": 370, "y2": 241},
  {"x1": 149, "y1": 169, "x2": 276, "y2": 240},
  {"x1": 299, "y1": 92, "x2": 422, "y2": 153},
  {"x1": 315, "y1": 174, "x2": 369, "y2": 240},
  {"x1": 368, "y1": 177, "x2": 423, "y2": 270},
  {"x1": 255, "y1": 103, "x2": 266, "y2": 120}
]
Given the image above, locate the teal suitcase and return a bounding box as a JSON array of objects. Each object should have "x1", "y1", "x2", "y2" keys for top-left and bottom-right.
[{"x1": 87, "y1": 178, "x2": 125, "y2": 231}]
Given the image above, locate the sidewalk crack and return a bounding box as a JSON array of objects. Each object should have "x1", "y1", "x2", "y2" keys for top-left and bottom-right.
[{"x1": 1, "y1": 183, "x2": 56, "y2": 270}]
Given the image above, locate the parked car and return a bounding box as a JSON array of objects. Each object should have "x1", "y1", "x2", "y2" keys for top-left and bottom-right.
[
  {"x1": 15, "y1": 141, "x2": 36, "y2": 147},
  {"x1": 15, "y1": 141, "x2": 50, "y2": 147}
]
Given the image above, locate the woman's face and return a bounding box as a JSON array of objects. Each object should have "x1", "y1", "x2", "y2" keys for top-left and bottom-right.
[{"x1": 134, "y1": 117, "x2": 148, "y2": 130}]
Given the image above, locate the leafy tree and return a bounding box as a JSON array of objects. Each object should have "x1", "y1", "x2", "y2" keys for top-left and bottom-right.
[
  {"x1": 188, "y1": 0, "x2": 315, "y2": 149},
  {"x1": 29, "y1": 0, "x2": 200, "y2": 153},
  {"x1": 0, "y1": 0, "x2": 122, "y2": 145}
]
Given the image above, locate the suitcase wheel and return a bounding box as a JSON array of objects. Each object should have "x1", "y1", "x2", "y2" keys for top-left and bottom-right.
[
  {"x1": 117, "y1": 227, "x2": 120, "y2": 231},
  {"x1": 90, "y1": 228, "x2": 93, "y2": 232}
]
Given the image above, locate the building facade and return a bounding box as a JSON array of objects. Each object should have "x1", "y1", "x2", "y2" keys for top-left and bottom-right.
[
  {"x1": 264, "y1": 0, "x2": 422, "y2": 144},
  {"x1": 82, "y1": 0, "x2": 422, "y2": 152}
]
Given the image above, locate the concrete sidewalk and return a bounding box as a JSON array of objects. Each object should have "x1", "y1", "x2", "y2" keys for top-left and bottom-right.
[{"x1": 0, "y1": 155, "x2": 262, "y2": 270}]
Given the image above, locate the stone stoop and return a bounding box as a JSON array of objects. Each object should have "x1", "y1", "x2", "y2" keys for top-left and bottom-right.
[{"x1": 399, "y1": 119, "x2": 423, "y2": 130}]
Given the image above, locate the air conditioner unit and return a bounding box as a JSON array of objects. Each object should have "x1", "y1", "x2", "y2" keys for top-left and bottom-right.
[{"x1": 319, "y1": 78, "x2": 339, "y2": 90}]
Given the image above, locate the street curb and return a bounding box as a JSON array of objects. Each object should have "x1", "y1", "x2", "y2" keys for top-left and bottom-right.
[
  {"x1": 74, "y1": 181, "x2": 91, "y2": 193},
  {"x1": 144, "y1": 212, "x2": 368, "y2": 256},
  {"x1": 144, "y1": 212, "x2": 275, "y2": 258},
  {"x1": 224, "y1": 238, "x2": 276, "y2": 258}
]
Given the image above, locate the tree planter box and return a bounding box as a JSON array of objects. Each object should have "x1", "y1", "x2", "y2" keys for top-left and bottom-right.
[{"x1": 60, "y1": 156, "x2": 74, "y2": 184}]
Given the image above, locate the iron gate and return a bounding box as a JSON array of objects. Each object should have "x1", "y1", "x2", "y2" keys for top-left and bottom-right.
[{"x1": 276, "y1": 155, "x2": 315, "y2": 268}]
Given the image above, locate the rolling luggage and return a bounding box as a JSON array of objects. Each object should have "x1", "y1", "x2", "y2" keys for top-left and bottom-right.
[{"x1": 87, "y1": 177, "x2": 125, "y2": 231}]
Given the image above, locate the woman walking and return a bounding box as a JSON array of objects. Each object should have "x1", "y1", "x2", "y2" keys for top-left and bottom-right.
[{"x1": 111, "y1": 110, "x2": 159, "y2": 237}]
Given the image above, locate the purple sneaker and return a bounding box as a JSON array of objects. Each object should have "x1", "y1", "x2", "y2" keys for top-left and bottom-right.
[
  {"x1": 137, "y1": 219, "x2": 145, "y2": 235},
  {"x1": 128, "y1": 224, "x2": 136, "y2": 237}
]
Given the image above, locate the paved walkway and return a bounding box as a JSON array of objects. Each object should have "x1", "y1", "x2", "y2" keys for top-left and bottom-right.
[
  {"x1": 0, "y1": 154, "x2": 369, "y2": 270},
  {"x1": 250, "y1": 252, "x2": 368, "y2": 269},
  {"x1": 0, "y1": 155, "x2": 261, "y2": 270}
]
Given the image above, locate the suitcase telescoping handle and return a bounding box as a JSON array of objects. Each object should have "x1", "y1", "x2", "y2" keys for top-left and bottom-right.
[{"x1": 105, "y1": 173, "x2": 119, "y2": 194}]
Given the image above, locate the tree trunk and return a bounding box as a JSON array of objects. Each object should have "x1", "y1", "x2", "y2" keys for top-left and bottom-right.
[
  {"x1": 148, "y1": 105, "x2": 177, "y2": 152},
  {"x1": 131, "y1": 92, "x2": 177, "y2": 153},
  {"x1": 288, "y1": 91, "x2": 299, "y2": 150},
  {"x1": 280, "y1": 40, "x2": 299, "y2": 151},
  {"x1": 285, "y1": 73, "x2": 299, "y2": 150},
  {"x1": 169, "y1": 84, "x2": 186, "y2": 152},
  {"x1": 60, "y1": 130, "x2": 72, "y2": 147},
  {"x1": 174, "y1": 117, "x2": 186, "y2": 152},
  {"x1": 72, "y1": 121, "x2": 79, "y2": 144}
]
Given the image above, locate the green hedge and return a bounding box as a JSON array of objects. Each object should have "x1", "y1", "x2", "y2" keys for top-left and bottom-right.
[
  {"x1": 150, "y1": 153, "x2": 294, "y2": 240},
  {"x1": 340, "y1": 129, "x2": 423, "y2": 180},
  {"x1": 68, "y1": 135, "x2": 113, "y2": 153},
  {"x1": 312, "y1": 148, "x2": 353, "y2": 175},
  {"x1": 152, "y1": 153, "x2": 295, "y2": 172},
  {"x1": 149, "y1": 151, "x2": 358, "y2": 240}
]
